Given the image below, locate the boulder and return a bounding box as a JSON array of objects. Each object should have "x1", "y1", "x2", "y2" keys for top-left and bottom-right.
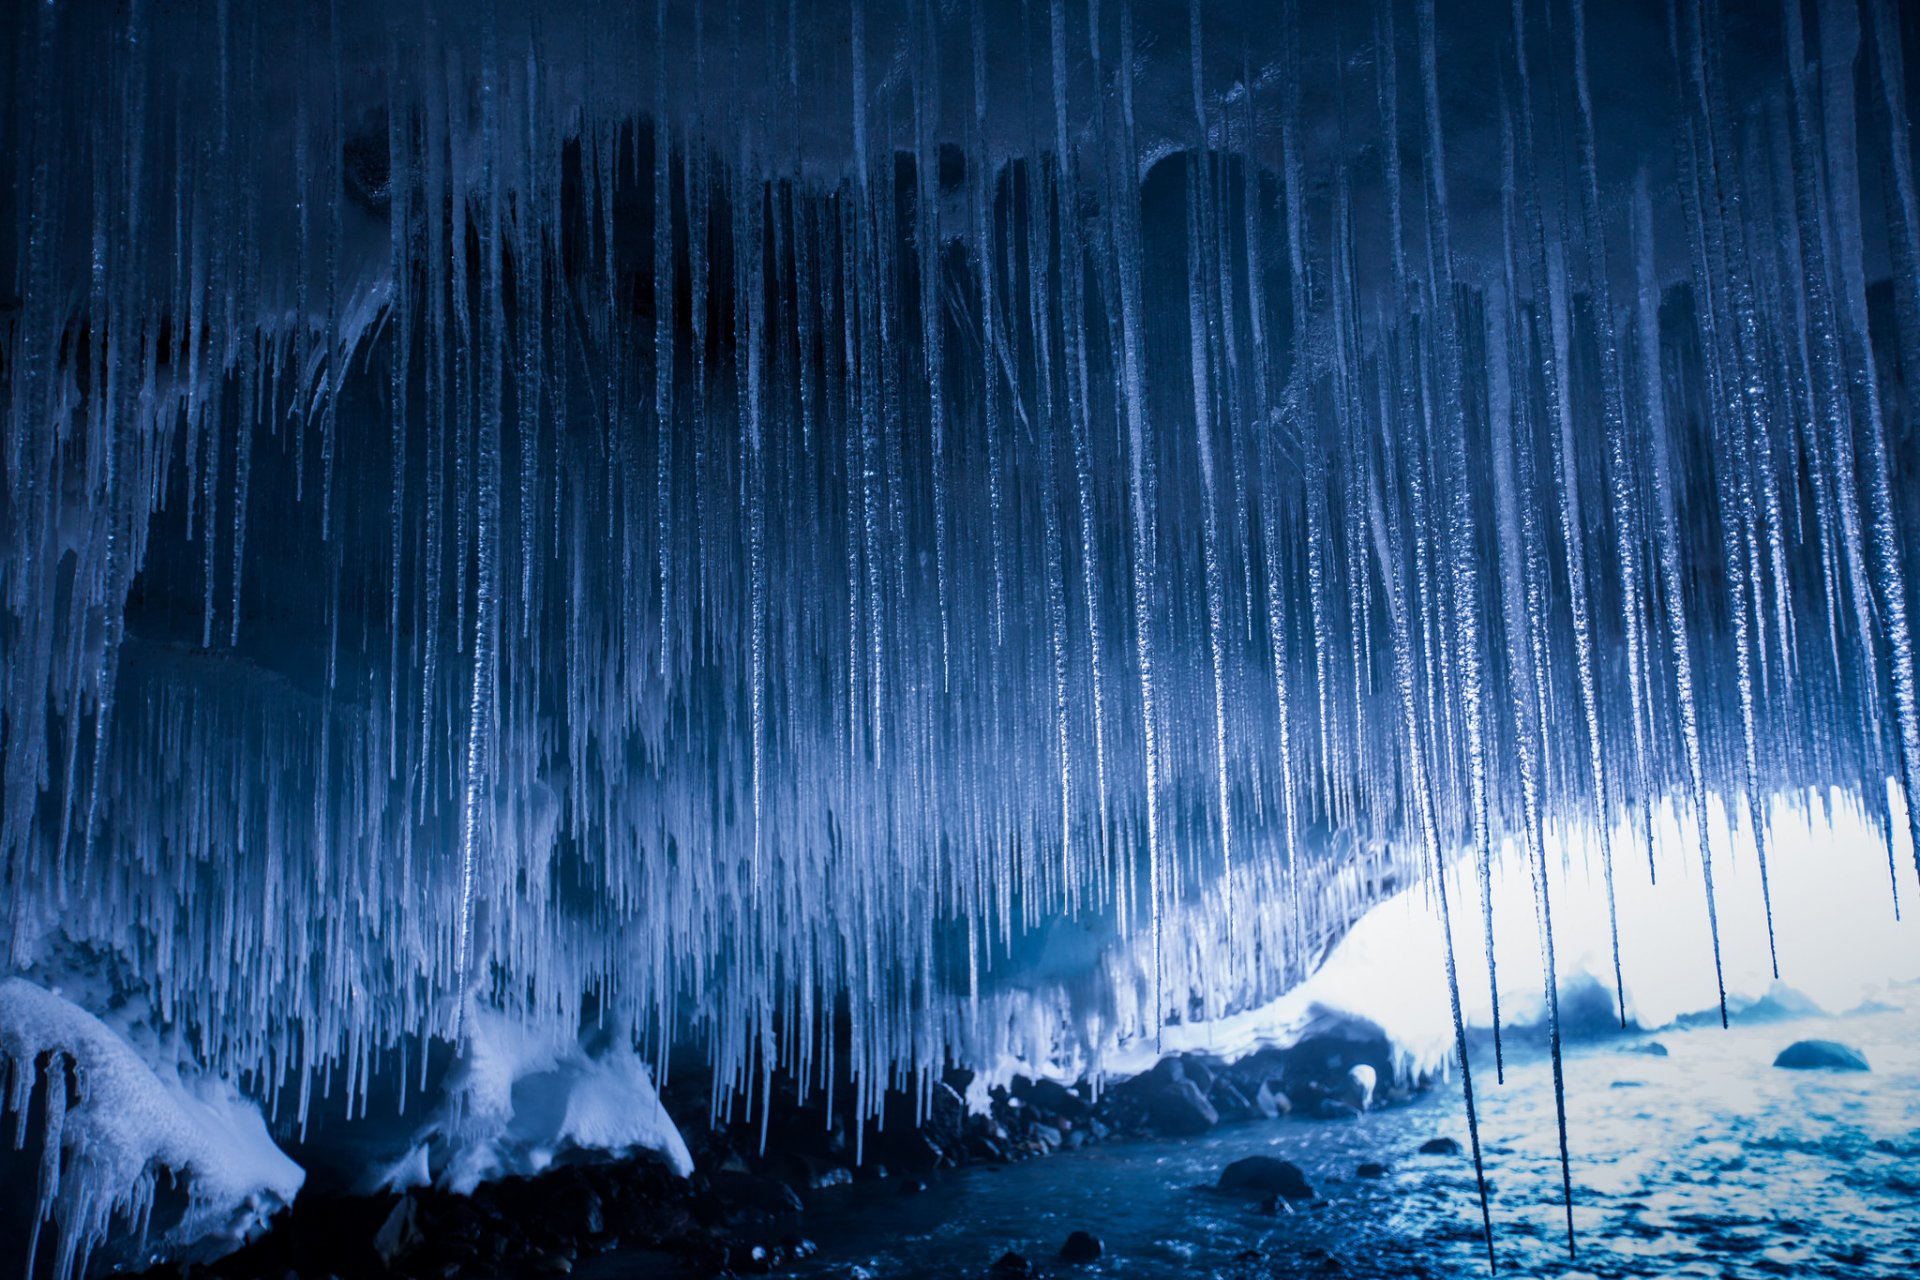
[
  {"x1": 1773, "y1": 1040, "x2": 1869, "y2": 1071},
  {"x1": 1631, "y1": 1041, "x2": 1670, "y2": 1057},
  {"x1": 1340, "y1": 1064, "x2": 1377, "y2": 1112},
  {"x1": 1148, "y1": 1080, "x2": 1219, "y2": 1135},
  {"x1": 1217, "y1": 1155, "x2": 1315, "y2": 1200},
  {"x1": 1146, "y1": 1056, "x2": 1186, "y2": 1088},
  {"x1": 372, "y1": 1194, "x2": 422, "y2": 1265},
  {"x1": 710, "y1": 1170, "x2": 804, "y2": 1214},
  {"x1": 990, "y1": 1251, "x2": 1039, "y2": 1277},
  {"x1": 1209, "y1": 1078, "x2": 1255, "y2": 1120},
  {"x1": 1253, "y1": 1081, "x2": 1290, "y2": 1119},
  {"x1": 1058, "y1": 1230, "x2": 1103, "y2": 1263},
  {"x1": 1356, "y1": 1161, "x2": 1390, "y2": 1179},
  {"x1": 1417, "y1": 1137, "x2": 1462, "y2": 1157},
  {"x1": 1015, "y1": 1077, "x2": 1091, "y2": 1120}
]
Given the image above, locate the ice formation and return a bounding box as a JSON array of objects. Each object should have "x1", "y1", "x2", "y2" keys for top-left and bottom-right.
[
  {"x1": 0, "y1": 979, "x2": 304, "y2": 1278},
  {"x1": 2, "y1": 0, "x2": 1918, "y2": 1268},
  {"x1": 394, "y1": 1003, "x2": 693, "y2": 1195}
]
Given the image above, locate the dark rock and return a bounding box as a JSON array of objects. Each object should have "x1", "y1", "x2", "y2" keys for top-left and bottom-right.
[
  {"x1": 710, "y1": 1170, "x2": 805, "y2": 1214},
  {"x1": 1181, "y1": 1056, "x2": 1217, "y2": 1095},
  {"x1": 1209, "y1": 1077, "x2": 1254, "y2": 1119},
  {"x1": 1418, "y1": 1137, "x2": 1463, "y2": 1156},
  {"x1": 1058, "y1": 1230, "x2": 1103, "y2": 1263},
  {"x1": 1014, "y1": 1077, "x2": 1091, "y2": 1120},
  {"x1": 1031, "y1": 1123, "x2": 1063, "y2": 1151},
  {"x1": 1147, "y1": 1079, "x2": 1219, "y2": 1135},
  {"x1": 1631, "y1": 1041, "x2": 1670, "y2": 1057},
  {"x1": 1218, "y1": 1155, "x2": 1315, "y2": 1200},
  {"x1": 372, "y1": 1195, "x2": 421, "y2": 1265},
  {"x1": 902, "y1": 1177, "x2": 928, "y2": 1194},
  {"x1": 990, "y1": 1250, "x2": 1039, "y2": 1277},
  {"x1": 966, "y1": 1134, "x2": 1009, "y2": 1162},
  {"x1": 1773, "y1": 1040, "x2": 1869, "y2": 1071},
  {"x1": 1356, "y1": 1161, "x2": 1390, "y2": 1179},
  {"x1": 1146, "y1": 1056, "x2": 1186, "y2": 1088},
  {"x1": 535, "y1": 1179, "x2": 605, "y2": 1238}
]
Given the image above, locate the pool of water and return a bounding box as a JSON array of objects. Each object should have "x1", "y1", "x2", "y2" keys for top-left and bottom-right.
[{"x1": 778, "y1": 1008, "x2": 1920, "y2": 1278}]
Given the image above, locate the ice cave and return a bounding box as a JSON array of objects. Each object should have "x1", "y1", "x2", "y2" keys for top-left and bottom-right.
[{"x1": 3, "y1": 0, "x2": 1919, "y2": 1274}]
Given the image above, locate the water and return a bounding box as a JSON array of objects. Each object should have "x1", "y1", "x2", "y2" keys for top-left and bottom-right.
[{"x1": 787, "y1": 1010, "x2": 1920, "y2": 1278}]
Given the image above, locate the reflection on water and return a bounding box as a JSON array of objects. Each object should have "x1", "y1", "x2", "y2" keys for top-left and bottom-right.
[{"x1": 791, "y1": 1007, "x2": 1920, "y2": 1278}]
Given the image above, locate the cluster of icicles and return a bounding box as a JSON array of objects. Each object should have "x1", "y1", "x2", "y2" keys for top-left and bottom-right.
[{"x1": 3, "y1": 0, "x2": 1918, "y2": 1264}]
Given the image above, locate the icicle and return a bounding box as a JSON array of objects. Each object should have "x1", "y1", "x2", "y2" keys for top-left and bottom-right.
[{"x1": 1634, "y1": 173, "x2": 1730, "y2": 1025}]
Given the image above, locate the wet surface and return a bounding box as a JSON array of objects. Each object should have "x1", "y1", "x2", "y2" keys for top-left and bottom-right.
[{"x1": 754, "y1": 1009, "x2": 1920, "y2": 1278}]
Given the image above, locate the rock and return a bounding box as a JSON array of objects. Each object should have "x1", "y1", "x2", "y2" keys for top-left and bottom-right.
[
  {"x1": 1058, "y1": 1230, "x2": 1103, "y2": 1263},
  {"x1": 990, "y1": 1250, "x2": 1039, "y2": 1277},
  {"x1": 1148, "y1": 1079, "x2": 1219, "y2": 1135},
  {"x1": 1181, "y1": 1056, "x2": 1217, "y2": 1095},
  {"x1": 1631, "y1": 1041, "x2": 1670, "y2": 1057},
  {"x1": 902, "y1": 1177, "x2": 928, "y2": 1194},
  {"x1": 1418, "y1": 1136, "x2": 1463, "y2": 1156},
  {"x1": 1356, "y1": 1161, "x2": 1390, "y2": 1179},
  {"x1": 1773, "y1": 1040, "x2": 1869, "y2": 1071},
  {"x1": 1031, "y1": 1123, "x2": 1063, "y2": 1151},
  {"x1": 1340, "y1": 1064, "x2": 1377, "y2": 1112},
  {"x1": 966, "y1": 1134, "x2": 1009, "y2": 1162},
  {"x1": 372, "y1": 1195, "x2": 422, "y2": 1265},
  {"x1": 1015, "y1": 1077, "x2": 1091, "y2": 1120},
  {"x1": 710, "y1": 1170, "x2": 805, "y2": 1214},
  {"x1": 1253, "y1": 1081, "x2": 1290, "y2": 1119},
  {"x1": 771, "y1": 1150, "x2": 853, "y2": 1193},
  {"x1": 1217, "y1": 1155, "x2": 1316, "y2": 1200},
  {"x1": 532, "y1": 1178, "x2": 605, "y2": 1238},
  {"x1": 1209, "y1": 1077, "x2": 1254, "y2": 1120}
]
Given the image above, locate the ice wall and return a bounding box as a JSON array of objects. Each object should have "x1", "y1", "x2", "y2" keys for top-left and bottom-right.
[{"x1": 2, "y1": 0, "x2": 1918, "y2": 1265}]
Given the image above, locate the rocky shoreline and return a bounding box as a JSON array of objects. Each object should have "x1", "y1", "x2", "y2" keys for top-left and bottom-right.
[{"x1": 133, "y1": 1032, "x2": 1434, "y2": 1280}]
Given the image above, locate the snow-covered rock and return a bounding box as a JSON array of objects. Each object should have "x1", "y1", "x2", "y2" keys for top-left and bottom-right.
[
  {"x1": 395, "y1": 1005, "x2": 692, "y2": 1195},
  {"x1": 0, "y1": 978, "x2": 304, "y2": 1280}
]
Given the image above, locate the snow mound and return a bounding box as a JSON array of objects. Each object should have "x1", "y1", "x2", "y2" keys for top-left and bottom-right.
[
  {"x1": 407, "y1": 1006, "x2": 692, "y2": 1195},
  {"x1": 0, "y1": 978, "x2": 304, "y2": 1280}
]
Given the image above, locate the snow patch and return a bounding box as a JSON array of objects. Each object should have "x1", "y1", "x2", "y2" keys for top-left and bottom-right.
[
  {"x1": 406, "y1": 1006, "x2": 692, "y2": 1194},
  {"x1": 0, "y1": 978, "x2": 304, "y2": 1280}
]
